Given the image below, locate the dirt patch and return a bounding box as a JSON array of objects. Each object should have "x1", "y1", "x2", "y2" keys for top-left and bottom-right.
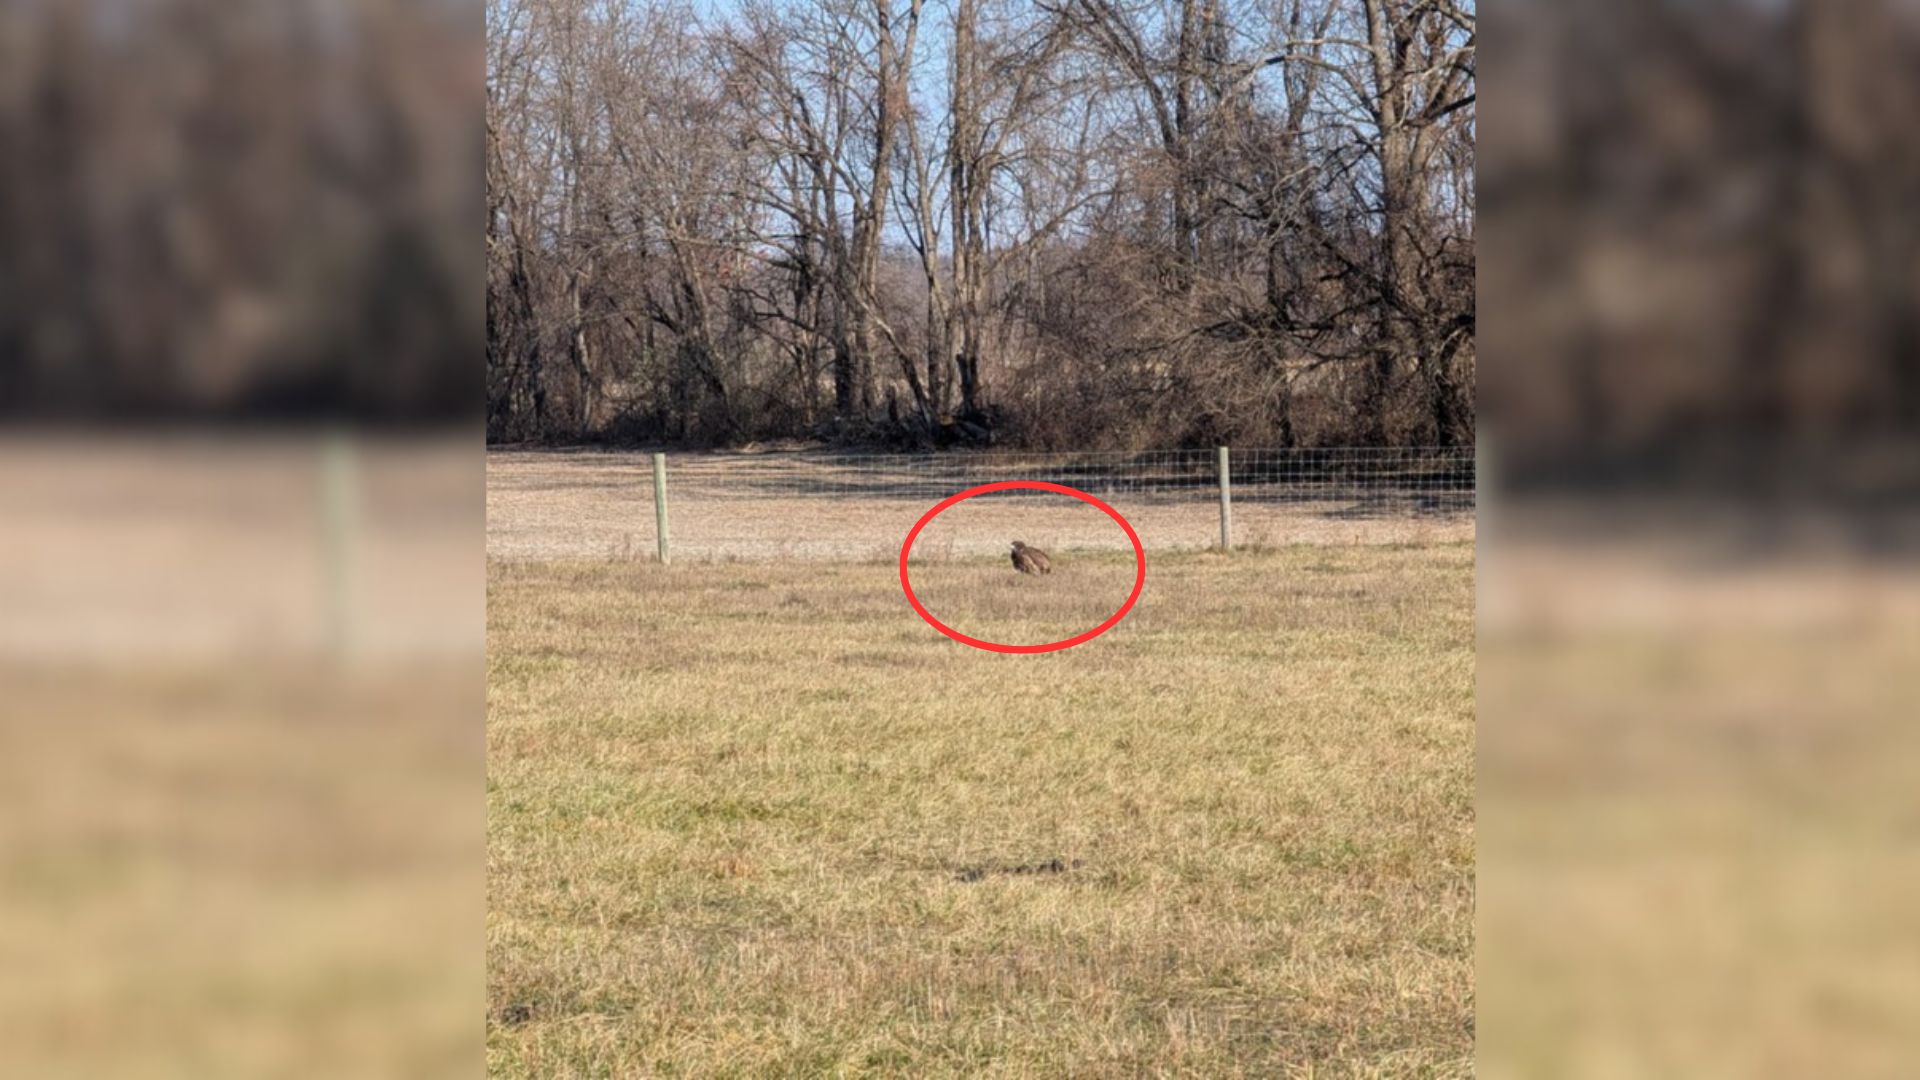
[{"x1": 954, "y1": 858, "x2": 1085, "y2": 883}]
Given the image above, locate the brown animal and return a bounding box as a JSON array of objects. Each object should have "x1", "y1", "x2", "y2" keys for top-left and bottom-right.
[{"x1": 1010, "y1": 540, "x2": 1052, "y2": 575}]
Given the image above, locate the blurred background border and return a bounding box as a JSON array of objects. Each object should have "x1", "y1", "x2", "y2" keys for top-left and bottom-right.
[{"x1": 0, "y1": 2, "x2": 482, "y2": 1078}]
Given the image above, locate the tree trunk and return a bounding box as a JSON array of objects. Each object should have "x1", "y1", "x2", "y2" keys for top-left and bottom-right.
[{"x1": 568, "y1": 258, "x2": 593, "y2": 437}]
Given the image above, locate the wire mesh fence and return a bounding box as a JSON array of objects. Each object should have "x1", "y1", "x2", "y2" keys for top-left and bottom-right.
[
  {"x1": 659, "y1": 447, "x2": 1473, "y2": 504},
  {"x1": 487, "y1": 446, "x2": 1476, "y2": 562},
  {"x1": 3, "y1": 433, "x2": 479, "y2": 661}
]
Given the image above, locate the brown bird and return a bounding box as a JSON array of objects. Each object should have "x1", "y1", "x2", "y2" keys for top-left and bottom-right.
[{"x1": 1010, "y1": 540, "x2": 1052, "y2": 575}]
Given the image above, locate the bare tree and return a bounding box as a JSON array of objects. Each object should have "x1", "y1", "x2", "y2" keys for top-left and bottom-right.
[{"x1": 483, "y1": 0, "x2": 1476, "y2": 449}]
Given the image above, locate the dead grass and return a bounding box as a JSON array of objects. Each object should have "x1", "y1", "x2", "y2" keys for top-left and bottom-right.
[
  {"x1": 487, "y1": 544, "x2": 1475, "y2": 1076},
  {"x1": 0, "y1": 663, "x2": 480, "y2": 1079},
  {"x1": 1478, "y1": 534, "x2": 1920, "y2": 1078}
]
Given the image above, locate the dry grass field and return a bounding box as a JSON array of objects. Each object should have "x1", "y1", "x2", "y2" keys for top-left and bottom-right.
[
  {"x1": 1, "y1": 664, "x2": 479, "y2": 1079},
  {"x1": 1478, "y1": 529, "x2": 1920, "y2": 1077},
  {"x1": 487, "y1": 543, "x2": 1475, "y2": 1076}
]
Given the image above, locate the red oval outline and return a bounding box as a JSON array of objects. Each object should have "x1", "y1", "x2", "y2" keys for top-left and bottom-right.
[{"x1": 898, "y1": 480, "x2": 1146, "y2": 653}]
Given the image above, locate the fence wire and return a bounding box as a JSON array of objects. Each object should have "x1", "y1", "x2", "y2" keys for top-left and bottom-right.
[
  {"x1": 487, "y1": 447, "x2": 1475, "y2": 561},
  {"x1": 664, "y1": 447, "x2": 1475, "y2": 504}
]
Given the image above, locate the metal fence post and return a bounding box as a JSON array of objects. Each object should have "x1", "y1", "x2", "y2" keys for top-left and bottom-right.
[
  {"x1": 1217, "y1": 445, "x2": 1232, "y2": 550},
  {"x1": 320, "y1": 429, "x2": 356, "y2": 661},
  {"x1": 1475, "y1": 433, "x2": 1491, "y2": 559},
  {"x1": 652, "y1": 452, "x2": 671, "y2": 564}
]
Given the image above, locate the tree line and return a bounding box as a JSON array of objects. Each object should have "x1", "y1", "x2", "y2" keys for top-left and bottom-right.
[
  {"x1": 487, "y1": 0, "x2": 1475, "y2": 449},
  {"x1": 0, "y1": 0, "x2": 476, "y2": 424}
]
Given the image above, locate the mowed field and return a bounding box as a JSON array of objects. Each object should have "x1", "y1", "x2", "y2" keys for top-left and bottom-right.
[{"x1": 487, "y1": 542, "x2": 1475, "y2": 1076}]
